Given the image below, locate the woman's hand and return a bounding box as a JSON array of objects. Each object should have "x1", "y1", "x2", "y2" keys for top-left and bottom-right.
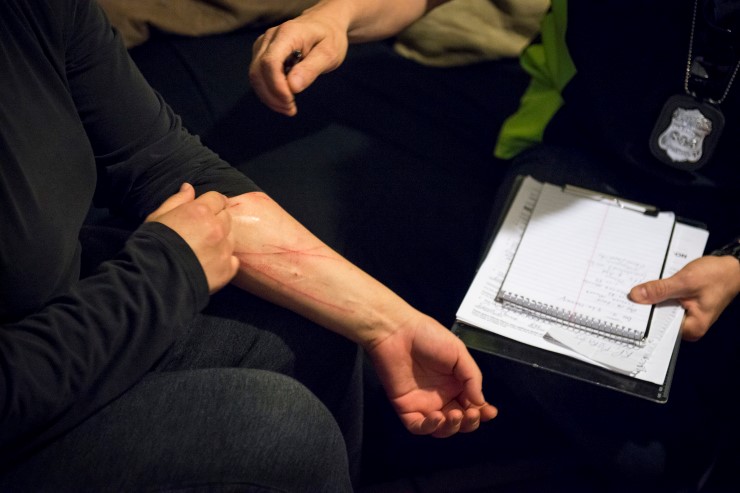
[
  {"x1": 146, "y1": 183, "x2": 238, "y2": 293},
  {"x1": 365, "y1": 312, "x2": 498, "y2": 437}
]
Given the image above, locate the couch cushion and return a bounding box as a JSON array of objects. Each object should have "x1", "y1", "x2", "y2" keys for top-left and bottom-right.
[{"x1": 98, "y1": 0, "x2": 317, "y2": 47}]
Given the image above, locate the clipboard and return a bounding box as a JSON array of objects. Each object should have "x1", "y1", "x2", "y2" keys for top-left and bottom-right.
[
  {"x1": 452, "y1": 175, "x2": 708, "y2": 403},
  {"x1": 495, "y1": 180, "x2": 676, "y2": 343},
  {"x1": 452, "y1": 320, "x2": 682, "y2": 402}
]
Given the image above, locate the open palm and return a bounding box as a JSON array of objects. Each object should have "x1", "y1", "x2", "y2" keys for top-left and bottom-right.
[{"x1": 366, "y1": 313, "x2": 498, "y2": 438}]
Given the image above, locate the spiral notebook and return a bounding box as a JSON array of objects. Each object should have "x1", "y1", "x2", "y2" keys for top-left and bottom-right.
[
  {"x1": 496, "y1": 183, "x2": 676, "y2": 342},
  {"x1": 453, "y1": 176, "x2": 709, "y2": 402}
]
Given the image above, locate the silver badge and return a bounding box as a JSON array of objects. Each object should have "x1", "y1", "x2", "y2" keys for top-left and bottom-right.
[
  {"x1": 649, "y1": 94, "x2": 724, "y2": 170},
  {"x1": 657, "y1": 107, "x2": 712, "y2": 163}
]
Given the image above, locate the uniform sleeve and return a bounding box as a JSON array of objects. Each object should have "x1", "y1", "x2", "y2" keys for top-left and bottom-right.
[{"x1": 65, "y1": 0, "x2": 260, "y2": 220}]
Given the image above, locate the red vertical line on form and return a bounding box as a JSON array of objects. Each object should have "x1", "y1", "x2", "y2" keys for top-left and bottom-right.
[{"x1": 568, "y1": 205, "x2": 610, "y2": 322}]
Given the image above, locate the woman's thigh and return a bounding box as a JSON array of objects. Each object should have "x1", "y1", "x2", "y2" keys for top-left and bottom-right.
[
  {"x1": 0, "y1": 368, "x2": 352, "y2": 492},
  {"x1": 161, "y1": 285, "x2": 365, "y2": 473}
]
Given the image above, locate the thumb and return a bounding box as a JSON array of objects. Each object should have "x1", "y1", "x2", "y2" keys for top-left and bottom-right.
[
  {"x1": 629, "y1": 276, "x2": 685, "y2": 305},
  {"x1": 287, "y1": 70, "x2": 308, "y2": 95},
  {"x1": 287, "y1": 48, "x2": 338, "y2": 95},
  {"x1": 146, "y1": 183, "x2": 195, "y2": 222},
  {"x1": 454, "y1": 348, "x2": 486, "y2": 407}
]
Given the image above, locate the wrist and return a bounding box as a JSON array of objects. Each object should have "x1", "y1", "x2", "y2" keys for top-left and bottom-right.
[
  {"x1": 351, "y1": 291, "x2": 417, "y2": 350},
  {"x1": 711, "y1": 239, "x2": 740, "y2": 294},
  {"x1": 305, "y1": 0, "x2": 352, "y2": 32},
  {"x1": 710, "y1": 238, "x2": 740, "y2": 264}
]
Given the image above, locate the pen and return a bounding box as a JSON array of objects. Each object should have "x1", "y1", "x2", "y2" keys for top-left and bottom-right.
[{"x1": 283, "y1": 50, "x2": 303, "y2": 75}]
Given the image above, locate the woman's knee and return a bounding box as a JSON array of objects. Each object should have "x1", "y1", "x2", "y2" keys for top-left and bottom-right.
[{"x1": 132, "y1": 369, "x2": 352, "y2": 491}]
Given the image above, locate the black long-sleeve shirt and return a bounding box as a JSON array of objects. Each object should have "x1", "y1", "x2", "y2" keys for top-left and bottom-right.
[{"x1": 0, "y1": 0, "x2": 259, "y2": 465}]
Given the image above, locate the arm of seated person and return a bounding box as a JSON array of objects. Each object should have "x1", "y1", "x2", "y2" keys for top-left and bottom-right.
[
  {"x1": 227, "y1": 191, "x2": 497, "y2": 437},
  {"x1": 249, "y1": 0, "x2": 450, "y2": 115}
]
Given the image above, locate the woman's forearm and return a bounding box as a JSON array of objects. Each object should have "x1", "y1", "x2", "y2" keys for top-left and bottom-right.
[
  {"x1": 303, "y1": 0, "x2": 450, "y2": 43},
  {"x1": 227, "y1": 192, "x2": 414, "y2": 348}
]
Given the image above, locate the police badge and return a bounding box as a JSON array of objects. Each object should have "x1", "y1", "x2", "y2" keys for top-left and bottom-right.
[
  {"x1": 649, "y1": 94, "x2": 724, "y2": 170},
  {"x1": 648, "y1": 0, "x2": 740, "y2": 171}
]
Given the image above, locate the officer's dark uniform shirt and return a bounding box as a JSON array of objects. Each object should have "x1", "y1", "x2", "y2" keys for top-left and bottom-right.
[{"x1": 547, "y1": 0, "x2": 740, "y2": 188}]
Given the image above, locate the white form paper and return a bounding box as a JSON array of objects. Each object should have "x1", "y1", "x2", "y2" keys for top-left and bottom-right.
[
  {"x1": 456, "y1": 176, "x2": 709, "y2": 384},
  {"x1": 497, "y1": 183, "x2": 676, "y2": 340}
]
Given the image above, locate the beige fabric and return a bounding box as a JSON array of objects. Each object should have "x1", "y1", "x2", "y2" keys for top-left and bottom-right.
[
  {"x1": 394, "y1": 0, "x2": 550, "y2": 67},
  {"x1": 97, "y1": 0, "x2": 317, "y2": 48},
  {"x1": 99, "y1": 0, "x2": 548, "y2": 65}
]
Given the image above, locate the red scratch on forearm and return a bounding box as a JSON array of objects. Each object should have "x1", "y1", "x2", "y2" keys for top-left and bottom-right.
[
  {"x1": 234, "y1": 249, "x2": 353, "y2": 313},
  {"x1": 235, "y1": 244, "x2": 337, "y2": 261}
]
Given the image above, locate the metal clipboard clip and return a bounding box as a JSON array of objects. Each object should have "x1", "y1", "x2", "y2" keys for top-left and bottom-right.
[{"x1": 563, "y1": 185, "x2": 660, "y2": 216}]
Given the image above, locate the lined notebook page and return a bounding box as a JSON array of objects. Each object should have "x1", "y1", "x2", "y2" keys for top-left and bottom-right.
[{"x1": 497, "y1": 183, "x2": 676, "y2": 340}]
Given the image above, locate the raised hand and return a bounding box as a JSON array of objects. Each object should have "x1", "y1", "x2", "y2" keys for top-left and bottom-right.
[
  {"x1": 146, "y1": 183, "x2": 239, "y2": 293},
  {"x1": 248, "y1": 0, "x2": 445, "y2": 115},
  {"x1": 629, "y1": 255, "x2": 740, "y2": 341},
  {"x1": 249, "y1": 12, "x2": 350, "y2": 116}
]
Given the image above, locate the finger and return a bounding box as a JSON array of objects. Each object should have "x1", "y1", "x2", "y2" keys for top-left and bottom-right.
[
  {"x1": 431, "y1": 409, "x2": 464, "y2": 438},
  {"x1": 229, "y1": 255, "x2": 240, "y2": 279},
  {"x1": 251, "y1": 31, "x2": 271, "y2": 59},
  {"x1": 628, "y1": 275, "x2": 693, "y2": 305},
  {"x1": 215, "y1": 207, "x2": 234, "y2": 237},
  {"x1": 402, "y1": 411, "x2": 443, "y2": 436},
  {"x1": 453, "y1": 348, "x2": 487, "y2": 407},
  {"x1": 479, "y1": 403, "x2": 499, "y2": 422},
  {"x1": 217, "y1": 208, "x2": 240, "y2": 280},
  {"x1": 194, "y1": 191, "x2": 230, "y2": 215},
  {"x1": 457, "y1": 395, "x2": 498, "y2": 424},
  {"x1": 221, "y1": 253, "x2": 240, "y2": 288},
  {"x1": 250, "y1": 63, "x2": 298, "y2": 116},
  {"x1": 285, "y1": 54, "x2": 323, "y2": 96},
  {"x1": 249, "y1": 29, "x2": 300, "y2": 116},
  {"x1": 458, "y1": 408, "x2": 481, "y2": 433},
  {"x1": 285, "y1": 18, "x2": 350, "y2": 94},
  {"x1": 146, "y1": 182, "x2": 195, "y2": 222},
  {"x1": 680, "y1": 310, "x2": 713, "y2": 342}
]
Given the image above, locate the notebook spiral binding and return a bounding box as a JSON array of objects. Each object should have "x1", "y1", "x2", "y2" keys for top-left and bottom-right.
[{"x1": 499, "y1": 292, "x2": 645, "y2": 342}]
